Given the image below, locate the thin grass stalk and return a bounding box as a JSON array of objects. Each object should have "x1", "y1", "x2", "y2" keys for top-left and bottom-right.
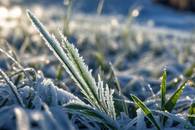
[{"x1": 0, "y1": 69, "x2": 25, "y2": 107}]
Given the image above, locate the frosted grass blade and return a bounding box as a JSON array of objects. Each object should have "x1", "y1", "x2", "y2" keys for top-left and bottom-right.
[{"x1": 131, "y1": 94, "x2": 161, "y2": 130}]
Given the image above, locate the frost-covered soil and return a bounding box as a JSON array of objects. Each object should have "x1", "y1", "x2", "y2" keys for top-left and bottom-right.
[{"x1": 0, "y1": 0, "x2": 195, "y2": 130}]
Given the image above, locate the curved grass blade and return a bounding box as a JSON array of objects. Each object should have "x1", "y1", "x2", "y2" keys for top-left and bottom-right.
[
  {"x1": 131, "y1": 94, "x2": 161, "y2": 130},
  {"x1": 0, "y1": 69, "x2": 25, "y2": 107},
  {"x1": 64, "y1": 101, "x2": 119, "y2": 129},
  {"x1": 164, "y1": 81, "x2": 188, "y2": 112}
]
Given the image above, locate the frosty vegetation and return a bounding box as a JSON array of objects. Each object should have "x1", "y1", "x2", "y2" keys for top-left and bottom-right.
[{"x1": 0, "y1": 6, "x2": 195, "y2": 130}]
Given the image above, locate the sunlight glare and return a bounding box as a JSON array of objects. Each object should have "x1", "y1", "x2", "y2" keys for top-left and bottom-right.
[
  {"x1": 9, "y1": 6, "x2": 22, "y2": 18},
  {"x1": 131, "y1": 9, "x2": 139, "y2": 17},
  {"x1": 0, "y1": 6, "x2": 8, "y2": 19}
]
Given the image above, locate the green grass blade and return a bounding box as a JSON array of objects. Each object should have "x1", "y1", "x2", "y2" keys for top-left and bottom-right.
[
  {"x1": 160, "y1": 70, "x2": 167, "y2": 110},
  {"x1": 188, "y1": 103, "x2": 195, "y2": 125},
  {"x1": 160, "y1": 70, "x2": 167, "y2": 126},
  {"x1": 164, "y1": 81, "x2": 188, "y2": 112},
  {"x1": 110, "y1": 64, "x2": 129, "y2": 115},
  {"x1": 131, "y1": 95, "x2": 161, "y2": 130}
]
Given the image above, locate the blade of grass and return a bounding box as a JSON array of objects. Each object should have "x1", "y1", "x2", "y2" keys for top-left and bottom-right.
[
  {"x1": 0, "y1": 69, "x2": 25, "y2": 107},
  {"x1": 63, "y1": 0, "x2": 72, "y2": 36},
  {"x1": 188, "y1": 103, "x2": 195, "y2": 125},
  {"x1": 164, "y1": 81, "x2": 188, "y2": 112},
  {"x1": 97, "y1": 0, "x2": 104, "y2": 15},
  {"x1": 160, "y1": 70, "x2": 167, "y2": 126},
  {"x1": 131, "y1": 94, "x2": 161, "y2": 130},
  {"x1": 58, "y1": 31, "x2": 100, "y2": 108},
  {"x1": 110, "y1": 63, "x2": 129, "y2": 115},
  {"x1": 0, "y1": 48, "x2": 32, "y2": 81},
  {"x1": 160, "y1": 70, "x2": 166, "y2": 110}
]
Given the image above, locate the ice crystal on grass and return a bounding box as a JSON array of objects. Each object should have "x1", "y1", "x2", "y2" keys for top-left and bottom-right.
[{"x1": 33, "y1": 76, "x2": 82, "y2": 106}]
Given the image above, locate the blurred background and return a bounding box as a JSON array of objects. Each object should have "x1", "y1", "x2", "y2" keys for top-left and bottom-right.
[{"x1": 1, "y1": 0, "x2": 195, "y2": 30}]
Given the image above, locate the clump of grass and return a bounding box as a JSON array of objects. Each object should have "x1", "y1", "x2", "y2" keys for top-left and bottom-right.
[
  {"x1": 130, "y1": 70, "x2": 190, "y2": 130},
  {"x1": 27, "y1": 9, "x2": 118, "y2": 128}
]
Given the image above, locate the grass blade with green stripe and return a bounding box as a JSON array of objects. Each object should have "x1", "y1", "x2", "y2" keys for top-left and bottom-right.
[
  {"x1": 131, "y1": 94, "x2": 161, "y2": 130},
  {"x1": 160, "y1": 70, "x2": 167, "y2": 110},
  {"x1": 188, "y1": 103, "x2": 195, "y2": 125},
  {"x1": 164, "y1": 81, "x2": 188, "y2": 112}
]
